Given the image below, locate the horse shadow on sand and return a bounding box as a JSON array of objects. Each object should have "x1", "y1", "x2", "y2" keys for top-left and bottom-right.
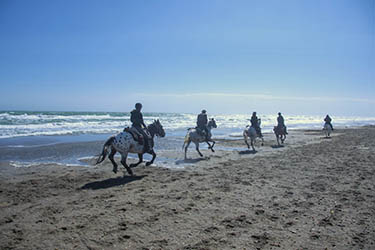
[
  {"x1": 321, "y1": 136, "x2": 332, "y2": 140},
  {"x1": 271, "y1": 145, "x2": 285, "y2": 149},
  {"x1": 80, "y1": 175, "x2": 146, "y2": 190},
  {"x1": 238, "y1": 150, "x2": 257, "y2": 155},
  {"x1": 175, "y1": 157, "x2": 209, "y2": 165}
]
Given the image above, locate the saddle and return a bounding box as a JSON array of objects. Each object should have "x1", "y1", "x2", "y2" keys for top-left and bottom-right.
[
  {"x1": 195, "y1": 127, "x2": 206, "y2": 136},
  {"x1": 275, "y1": 125, "x2": 287, "y2": 134},
  {"x1": 124, "y1": 127, "x2": 151, "y2": 145}
]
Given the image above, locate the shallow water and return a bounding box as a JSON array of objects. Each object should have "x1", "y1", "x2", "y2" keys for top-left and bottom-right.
[{"x1": 1, "y1": 111, "x2": 374, "y2": 168}]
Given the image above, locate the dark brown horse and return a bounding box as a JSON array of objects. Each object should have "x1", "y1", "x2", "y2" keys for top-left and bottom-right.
[{"x1": 273, "y1": 126, "x2": 287, "y2": 146}]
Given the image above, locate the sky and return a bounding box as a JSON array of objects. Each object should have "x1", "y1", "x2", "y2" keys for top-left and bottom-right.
[{"x1": 0, "y1": 0, "x2": 374, "y2": 116}]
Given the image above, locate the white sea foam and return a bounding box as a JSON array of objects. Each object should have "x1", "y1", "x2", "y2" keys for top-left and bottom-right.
[{"x1": 1, "y1": 111, "x2": 374, "y2": 139}]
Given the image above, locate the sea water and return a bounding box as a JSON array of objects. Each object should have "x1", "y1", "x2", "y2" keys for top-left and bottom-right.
[
  {"x1": 0, "y1": 111, "x2": 374, "y2": 166},
  {"x1": 1, "y1": 111, "x2": 374, "y2": 139}
]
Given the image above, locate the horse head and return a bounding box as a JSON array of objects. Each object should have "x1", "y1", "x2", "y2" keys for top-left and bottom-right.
[
  {"x1": 208, "y1": 118, "x2": 217, "y2": 129},
  {"x1": 152, "y1": 119, "x2": 165, "y2": 137}
]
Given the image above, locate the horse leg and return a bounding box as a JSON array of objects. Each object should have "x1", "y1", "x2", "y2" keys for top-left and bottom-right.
[
  {"x1": 260, "y1": 136, "x2": 264, "y2": 146},
  {"x1": 146, "y1": 149, "x2": 156, "y2": 166},
  {"x1": 120, "y1": 153, "x2": 133, "y2": 176},
  {"x1": 195, "y1": 142, "x2": 203, "y2": 157},
  {"x1": 209, "y1": 140, "x2": 215, "y2": 152},
  {"x1": 184, "y1": 140, "x2": 191, "y2": 160},
  {"x1": 206, "y1": 140, "x2": 215, "y2": 152},
  {"x1": 276, "y1": 134, "x2": 280, "y2": 146},
  {"x1": 108, "y1": 147, "x2": 118, "y2": 173},
  {"x1": 130, "y1": 153, "x2": 143, "y2": 168},
  {"x1": 251, "y1": 137, "x2": 256, "y2": 152},
  {"x1": 244, "y1": 133, "x2": 250, "y2": 149}
]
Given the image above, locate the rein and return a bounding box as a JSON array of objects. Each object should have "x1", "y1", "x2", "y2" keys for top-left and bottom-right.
[{"x1": 147, "y1": 123, "x2": 156, "y2": 138}]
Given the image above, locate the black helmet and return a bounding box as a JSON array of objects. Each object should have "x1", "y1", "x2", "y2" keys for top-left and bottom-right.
[
  {"x1": 252, "y1": 112, "x2": 256, "y2": 116},
  {"x1": 278, "y1": 112, "x2": 281, "y2": 115},
  {"x1": 202, "y1": 109, "x2": 207, "y2": 113},
  {"x1": 135, "y1": 103, "x2": 142, "y2": 109}
]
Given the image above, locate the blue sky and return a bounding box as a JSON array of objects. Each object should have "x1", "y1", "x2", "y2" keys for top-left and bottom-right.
[{"x1": 0, "y1": 0, "x2": 374, "y2": 115}]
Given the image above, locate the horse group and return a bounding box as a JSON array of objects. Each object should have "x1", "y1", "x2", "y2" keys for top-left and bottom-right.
[{"x1": 96, "y1": 118, "x2": 328, "y2": 175}]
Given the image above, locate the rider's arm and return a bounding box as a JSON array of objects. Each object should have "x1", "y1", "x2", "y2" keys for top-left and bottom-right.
[{"x1": 140, "y1": 113, "x2": 146, "y2": 128}]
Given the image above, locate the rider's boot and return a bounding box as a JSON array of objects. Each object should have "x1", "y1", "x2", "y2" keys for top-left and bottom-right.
[
  {"x1": 138, "y1": 135, "x2": 144, "y2": 145},
  {"x1": 143, "y1": 139, "x2": 150, "y2": 153}
]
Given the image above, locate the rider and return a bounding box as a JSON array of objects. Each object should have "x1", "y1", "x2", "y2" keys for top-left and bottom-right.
[
  {"x1": 324, "y1": 115, "x2": 333, "y2": 130},
  {"x1": 250, "y1": 112, "x2": 262, "y2": 137},
  {"x1": 130, "y1": 103, "x2": 150, "y2": 152},
  {"x1": 277, "y1": 112, "x2": 288, "y2": 134},
  {"x1": 197, "y1": 109, "x2": 209, "y2": 141}
]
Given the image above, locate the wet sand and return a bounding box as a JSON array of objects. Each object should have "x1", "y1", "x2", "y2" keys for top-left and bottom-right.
[{"x1": 1, "y1": 127, "x2": 375, "y2": 249}]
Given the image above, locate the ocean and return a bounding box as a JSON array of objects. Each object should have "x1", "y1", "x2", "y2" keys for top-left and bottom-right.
[
  {"x1": 1, "y1": 111, "x2": 375, "y2": 139},
  {"x1": 0, "y1": 111, "x2": 374, "y2": 167}
]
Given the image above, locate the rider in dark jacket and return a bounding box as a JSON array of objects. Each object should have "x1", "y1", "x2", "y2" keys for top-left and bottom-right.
[
  {"x1": 277, "y1": 112, "x2": 288, "y2": 134},
  {"x1": 197, "y1": 110, "x2": 209, "y2": 141},
  {"x1": 250, "y1": 112, "x2": 262, "y2": 137},
  {"x1": 324, "y1": 115, "x2": 333, "y2": 130},
  {"x1": 130, "y1": 103, "x2": 150, "y2": 152}
]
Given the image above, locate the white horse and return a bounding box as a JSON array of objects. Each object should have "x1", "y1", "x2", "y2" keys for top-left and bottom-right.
[
  {"x1": 243, "y1": 125, "x2": 264, "y2": 152},
  {"x1": 323, "y1": 123, "x2": 332, "y2": 138},
  {"x1": 182, "y1": 118, "x2": 217, "y2": 159},
  {"x1": 96, "y1": 120, "x2": 165, "y2": 175}
]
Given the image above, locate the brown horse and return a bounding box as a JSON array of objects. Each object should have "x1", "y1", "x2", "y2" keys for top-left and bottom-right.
[{"x1": 273, "y1": 126, "x2": 287, "y2": 146}]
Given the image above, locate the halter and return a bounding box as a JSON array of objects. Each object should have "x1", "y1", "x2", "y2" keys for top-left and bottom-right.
[{"x1": 147, "y1": 121, "x2": 164, "y2": 138}]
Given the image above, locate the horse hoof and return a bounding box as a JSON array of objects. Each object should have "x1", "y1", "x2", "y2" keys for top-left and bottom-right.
[
  {"x1": 211, "y1": 149, "x2": 215, "y2": 152},
  {"x1": 113, "y1": 169, "x2": 118, "y2": 174},
  {"x1": 146, "y1": 162, "x2": 152, "y2": 166}
]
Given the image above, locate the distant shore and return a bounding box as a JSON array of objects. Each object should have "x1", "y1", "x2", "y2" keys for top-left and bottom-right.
[{"x1": 1, "y1": 126, "x2": 374, "y2": 249}]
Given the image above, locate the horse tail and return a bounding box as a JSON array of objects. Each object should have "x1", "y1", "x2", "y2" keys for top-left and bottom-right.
[
  {"x1": 96, "y1": 136, "x2": 115, "y2": 164},
  {"x1": 182, "y1": 133, "x2": 190, "y2": 150}
]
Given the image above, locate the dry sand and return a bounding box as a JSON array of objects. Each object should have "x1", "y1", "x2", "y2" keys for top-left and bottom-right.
[{"x1": 1, "y1": 127, "x2": 375, "y2": 249}]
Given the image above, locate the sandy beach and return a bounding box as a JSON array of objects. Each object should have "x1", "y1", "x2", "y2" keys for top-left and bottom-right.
[{"x1": 1, "y1": 127, "x2": 374, "y2": 250}]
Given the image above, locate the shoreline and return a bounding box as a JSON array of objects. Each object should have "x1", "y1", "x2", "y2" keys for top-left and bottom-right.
[{"x1": 0, "y1": 127, "x2": 348, "y2": 170}]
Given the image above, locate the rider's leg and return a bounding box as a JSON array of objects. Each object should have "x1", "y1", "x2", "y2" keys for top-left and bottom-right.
[
  {"x1": 132, "y1": 126, "x2": 144, "y2": 144},
  {"x1": 330, "y1": 123, "x2": 333, "y2": 130},
  {"x1": 257, "y1": 127, "x2": 263, "y2": 137},
  {"x1": 137, "y1": 127, "x2": 149, "y2": 152},
  {"x1": 204, "y1": 127, "x2": 209, "y2": 141}
]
